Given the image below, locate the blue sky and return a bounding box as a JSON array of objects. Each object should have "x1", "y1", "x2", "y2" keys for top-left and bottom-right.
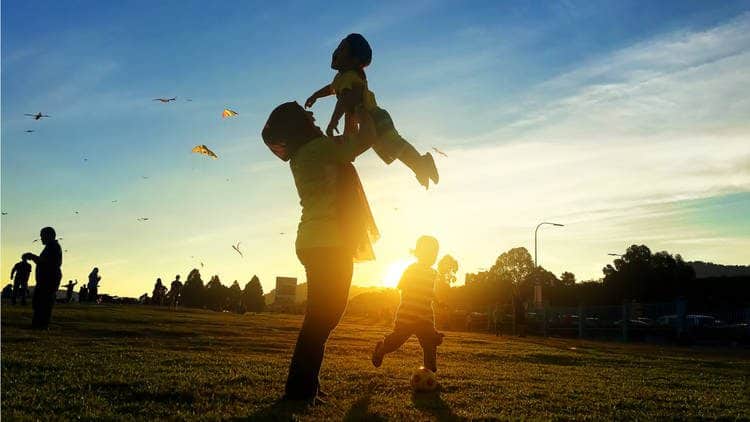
[{"x1": 2, "y1": 1, "x2": 750, "y2": 296}]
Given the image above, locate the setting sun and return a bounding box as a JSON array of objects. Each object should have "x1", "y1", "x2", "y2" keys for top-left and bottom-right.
[{"x1": 382, "y1": 258, "x2": 414, "y2": 288}]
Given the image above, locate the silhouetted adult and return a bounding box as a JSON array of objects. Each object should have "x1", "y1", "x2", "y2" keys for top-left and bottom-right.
[
  {"x1": 23, "y1": 227, "x2": 63, "y2": 329},
  {"x1": 168, "y1": 275, "x2": 183, "y2": 308},
  {"x1": 63, "y1": 280, "x2": 78, "y2": 303},
  {"x1": 262, "y1": 101, "x2": 378, "y2": 402},
  {"x1": 152, "y1": 278, "x2": 166, "y2": 305},
  {"x1": 79, "y1": 284, "x2": 88, "y2": 303},
  {"x1": 10, "y1": 255, "x2": 32, "y2": 305},
  {"x1": 87, "y1": 268, "x2": 101, "y2": 303}
]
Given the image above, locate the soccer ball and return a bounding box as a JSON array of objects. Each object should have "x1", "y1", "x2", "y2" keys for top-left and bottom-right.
[{"x1": 410, "y1": 366, "x2": 438, "y2": 392}]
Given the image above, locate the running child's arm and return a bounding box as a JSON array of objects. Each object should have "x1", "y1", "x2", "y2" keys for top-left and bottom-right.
[
  {"x1": 10, "y1": 265, "x2": 16, "y2": 280},
  {"x1": 305, "y1": 84, "x2": 334, "y2": 109}
]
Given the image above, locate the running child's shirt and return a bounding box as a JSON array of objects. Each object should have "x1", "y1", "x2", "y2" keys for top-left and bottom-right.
[
  {"x1": 331, "y1": 70, "x2": 378, "y2": 111},
  {"x1": 395, "y1": 263, "x2": 438, "y2": 325}
]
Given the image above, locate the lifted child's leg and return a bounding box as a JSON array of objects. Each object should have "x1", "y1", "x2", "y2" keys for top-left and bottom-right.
[
  {"x1": 370, "y1": 108, "x2": 439, "y2": 188},
  {"x1": 372, "y1": 323, "x2": 414, "y2": 367}
]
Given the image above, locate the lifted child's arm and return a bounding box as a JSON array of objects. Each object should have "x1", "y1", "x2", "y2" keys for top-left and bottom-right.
[
  {"x1": 304, "y1": 84, "x2": 334, "y2": 109},
  {"x1": 327, "y1": 86, "x2": 364, "y2": 137}
]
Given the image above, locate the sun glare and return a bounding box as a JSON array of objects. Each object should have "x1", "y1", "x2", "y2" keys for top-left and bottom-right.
[{"x1": 382, "y1": 258, "x2": 414, "y2": 288}]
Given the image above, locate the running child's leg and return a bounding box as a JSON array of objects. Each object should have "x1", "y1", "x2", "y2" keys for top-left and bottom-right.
[
  {"x1": 372, "y1": 323, "x2": 414, "y2": 367},
  {"x1": 415, "y1": 324, "x2": 438, "y2": 372},
  {"x1": 370, "y1": 107, "x2": 439, "y2": 188}
]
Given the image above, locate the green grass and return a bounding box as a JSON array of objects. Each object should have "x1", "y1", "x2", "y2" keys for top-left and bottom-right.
[{"x1": 2, "y1": 304, "x2": 749, "y2": 420}]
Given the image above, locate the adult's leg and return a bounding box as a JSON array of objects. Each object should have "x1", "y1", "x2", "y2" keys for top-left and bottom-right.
[
  {"x1": 12, "y1": 281, "x2": 19, "y2": 305},
  {"x1": 415, "y1": 322, "x2": 438, "y2": 372},
  {"x1": 285, "y1": 248, "x2": 352, "y2": 399}
]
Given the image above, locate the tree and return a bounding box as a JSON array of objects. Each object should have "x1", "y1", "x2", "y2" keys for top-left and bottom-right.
[
  {"x1": 560, "y1": 272, "x2": 576, "y2": 287},
  {"x1": 491, "y1": 247, "x2": 534, "y2": 286},
  {"x1": 229, "y1": 280, "x2": 242, "y2": 313},
  {"x1": 602, "y1": 244, "x2": 695, "y2": 302},
  {"x1": 243, "y1": 275, "x2": 265, "y2": 313},
  {"x1": 181, "y1": 269, "x2": 205, "y2": 308},
  {"x1": 436, "y1": 255, "x2": 459, "y2": 302},
  {"x1": 206, "y1": 275, "x2": 228, "y2": 311}
]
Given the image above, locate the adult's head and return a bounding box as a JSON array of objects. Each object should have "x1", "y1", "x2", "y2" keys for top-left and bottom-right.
[
  {"x1": 262, "y1": 101, "x2": 323, "y2": 161},
  {"x1": 175, "y1": 275, "x2": 180, "y2": 281},
  {"x1": 40, "y1": 226, "x2": 56, "y2": 245},
  {"x1": 20, "y1": 254, "x2": 28, "y2": 262},
  {"x1": 412, "y1": 235, "x2": 439, "y2": 266},
  {"x1": 91, "y1": 267, "x2": 99, "y2": 275},
  {"x1": 156, "y1": 278, "x2": 162, "y2": 285},
  {"x1": 332, "y1": 33, "x2": 372, "y2": 71}
]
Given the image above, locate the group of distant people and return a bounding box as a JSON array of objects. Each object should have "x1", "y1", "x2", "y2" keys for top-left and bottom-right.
[
  {"x1": 6, "y1": 226, "x2": 105, "y2": 329},
  {"x1": 149, "y1": 275, "x2": 183, "y2": 307}
]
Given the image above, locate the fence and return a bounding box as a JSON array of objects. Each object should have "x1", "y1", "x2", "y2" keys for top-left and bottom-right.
[{"x1": 476, "y1": 300, "x2": 750, "y2": 345}]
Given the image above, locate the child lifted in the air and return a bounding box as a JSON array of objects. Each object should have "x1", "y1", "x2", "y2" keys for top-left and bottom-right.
[
  {"x1": 305, "y1": 33, "x2": 439, "y2": 189},
  {"x1": 372, "y1": 235, "x2": 444, "y2": 373}
]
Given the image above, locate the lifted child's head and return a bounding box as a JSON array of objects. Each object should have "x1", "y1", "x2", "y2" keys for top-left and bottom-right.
[
  {"x1": 332, "y1": 33, "x2": 372, "y2": 71},
  {"x1": 412, "y1": 235, "x2": 439, "y2": 266}
]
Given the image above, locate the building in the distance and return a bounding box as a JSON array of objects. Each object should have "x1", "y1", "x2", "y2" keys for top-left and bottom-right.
[{"x1": 274, "y1": 277, "x2": 297, "y2": 304}]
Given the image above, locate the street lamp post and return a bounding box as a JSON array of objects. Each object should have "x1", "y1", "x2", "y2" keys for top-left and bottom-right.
[{"x1": 534, "y1": 222, "x2": 565, "y2": 267}]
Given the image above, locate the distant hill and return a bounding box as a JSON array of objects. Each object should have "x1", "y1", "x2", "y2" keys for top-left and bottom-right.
[
  {"x1": 689, "y1": 261, "x2": 750, "y2": 278},
  {"x1": 264, "y1": 283, "x2": 393, "y2": 305}
]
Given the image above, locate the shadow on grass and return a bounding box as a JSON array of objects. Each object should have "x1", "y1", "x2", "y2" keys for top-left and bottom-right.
[
  {"x1": 246, "y1": 397, "x2": 312, "y2": 421},
  {"x1": 343, "y1": 383, "x2": 386, "y2": 422},
  {"x1": 412, "y1": 390, "x2": 464, "y2": 422},
  {"x1": 519, "y1": 353, "x2": 582, "y2": 366}
]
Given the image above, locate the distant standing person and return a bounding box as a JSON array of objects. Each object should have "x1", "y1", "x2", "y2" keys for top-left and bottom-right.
[
  {"x1": 79, "y1": 284, "x2": 88, "y2": 303},
  {"x1": 168, "y1": 275, "x2": 183, "y2": 308},
  {"x1": 23, "y1": 227, "x2": 63, "y2": 329},
  {"x1": 152, "y1": 278, "x2": 167, "y2": 306},
  {"x1": 63, "y1": 280, "x2": 78, "y2": 303},
  {"x1": 513, "y1": 291, "x2": 527, "y2": 338},
  {"x1": 88, "y1": 268, "x2": 101, "y2": 303},
  {"x1": 10, "y1": 255, "x2": 32, "y2": 305}
]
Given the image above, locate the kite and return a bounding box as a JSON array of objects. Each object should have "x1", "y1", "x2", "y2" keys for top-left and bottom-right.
[
  {"x1": 25, "y1": 130, "x2": 35, "y2": 133},
  {"x1": 153, "y1": 97, "x2": 176, "y2": 103},
  {"x1": 200, "y1": 262, "x2": 204, "y2": 268},
  {"x1": 186, "y1": 98, "x2": 193, "y2": 102},
  {"x1": 83, "y1": 158, "x2": 88, "y2": 162},
  {"x1": 32, "y1": 239, "x2": 39, "y2": 243},
  {"x1": 112, "y1": 200, "x2": 118, "y2": 203},
  {"x1": 73, "y1": 211, "x2": 79, "y2": 215},
  {"x1": 192, "y1": 144, "x2": 218, "y2": 159},
  {"x1": 142, "y1": 176, "x2": 150, "y2": 179},
  {"x1": 1, "y1": 212, "x2": 7, "y2": 215},
  {"x1": 432, "y1": 147, "x2": 448, "y2": 158},
  {"x1": 232, "y1": 242, "x2": 243, "y2": 258},
  {"x1": 137, "y1": 217, "x2": 150, "y2": 222},
  {"x1": 222, "y1": 109, "x2": 238, "y2": 118},
  {"x1": 25, "y1": 112, "x2": 50, "y2": 120},
  {"x1": 279, "y1": 232, "x2": 286, "y2": 235}
]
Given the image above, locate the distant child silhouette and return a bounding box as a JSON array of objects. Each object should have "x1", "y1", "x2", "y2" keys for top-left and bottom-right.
[
  {"x1": 63, "y1": 279, "x2": 78, "y2": 303},
  {"x1": 23, "y1": 227, "x2": 63, "y2": 329},
  {"x1": 305, "y1": 33, "x2": 439, "y2": 189},
  {"x1": 153, "y1": 278, "x2": 166, "y2": 305},
  {"x1": 10, "y1": 255, "x2": 32, "y2": 305},
  {"x1": 79, "y1": 284, "x2": 88, "y2": 303},
  {"x1": 372, "y1": 235, "x2": 444, "y2": 373}
]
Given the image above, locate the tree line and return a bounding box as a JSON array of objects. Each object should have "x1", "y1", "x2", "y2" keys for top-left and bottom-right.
[
  {"x1": 177, "y1": 269, "x2": 266, "y2": 313},
  {"x1": 436, "y1": 244, "x2": 749, "y2": 312}
]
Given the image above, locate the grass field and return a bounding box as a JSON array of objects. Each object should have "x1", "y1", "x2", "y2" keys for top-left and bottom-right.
[{"x1": 2, "y1": 304, "x2": 749, "y2": 420}]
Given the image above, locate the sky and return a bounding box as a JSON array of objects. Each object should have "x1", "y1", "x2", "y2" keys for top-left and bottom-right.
[{"x1": 2, "y1": 1, "x2": 749, "y2": 297}]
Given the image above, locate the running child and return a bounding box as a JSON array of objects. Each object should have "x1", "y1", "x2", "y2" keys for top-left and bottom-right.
[{"x1": 372, "y1": 235, "x2": 444, "y2": 372}]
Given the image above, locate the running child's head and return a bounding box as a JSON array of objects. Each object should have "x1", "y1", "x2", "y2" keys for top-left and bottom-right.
[
  {"x1": 331, "y1": 33, "x2": 372, "y2": 72},
  {"x1": 411, "y1": 235, "x2": 439, "y2": 266}
]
